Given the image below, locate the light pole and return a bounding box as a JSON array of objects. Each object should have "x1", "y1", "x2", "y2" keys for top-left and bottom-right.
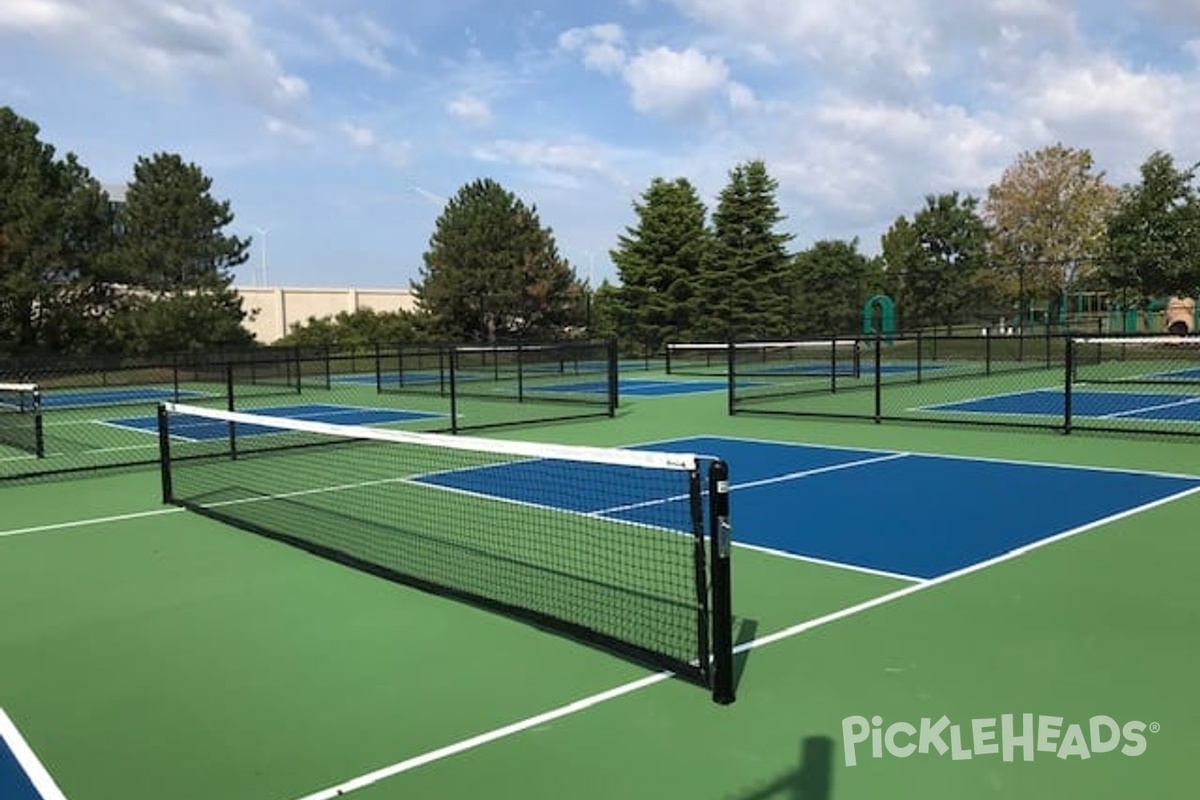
[{"x1": 256, "y1": 227, "x2": 269, "y2": 286}]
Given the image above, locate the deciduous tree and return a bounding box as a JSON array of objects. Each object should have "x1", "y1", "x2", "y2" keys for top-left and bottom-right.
[{"x1": 1103, "y1": 150, "x2": 1200, "y2": 305}]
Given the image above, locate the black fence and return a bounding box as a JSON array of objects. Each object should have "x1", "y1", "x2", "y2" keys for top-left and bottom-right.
[
  {"x1": 729, "y1": 332, "x2": 1200, "y2": 439},
  {"x1": 0, "y1": 339, "x2": 618, "y2": 482}
]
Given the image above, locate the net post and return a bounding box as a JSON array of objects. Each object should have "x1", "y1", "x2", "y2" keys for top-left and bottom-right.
[
  {"x1": 439, "y1": 346, "x2": 448, "y2": 397},
  {"x1": 916, "y1": 331, "x2": 924, "y2": 383},
  {"x1": 1063, "y1": 336, "x2": 1074, "y2": 435},
  {"x1": 449, "y1": 346, "x2": 460, "y2": 434},
  {"x1": 985, "y1": 327, "x2": 992, "y2": 375},
  {"x1": 172, "y1": 352, "x2": 181, "y2": 401},
  {"x1": 32, "y1": 387, "x2": 45, "y2": 459},
  {"x1": 606, "y1": 337, "x2": 619, "y2": 415},
  {"x1": 708, "y1": 459, "x2": 735, "y2": 705},
  {"x1": 873, "y1": 332, "x2": 883, "y2": 423},
  {"x1": 374, "y1": 344, "x2": 383, "y2": 393},
  {"x1": 157, "y1": 403, "x2": 173, "y2": 503},
  {"x1": 517, "y1": 342, "x2": 526, "y2": 403},
  {"x1": 323, "y1": 345, "x2": 332, "y2": 390},
  {"x1": 829, "y1": 339, "x2": 838, "y2": 394},
  {"x1": 292, "y1": 345, "x2": 302, "y2": 394},
  {"x1": 225, "y1": 363, "x2": 239, "y2": 459},
  {"x1": 726, "y1": 340, "x2": 736, "y2": 416}
]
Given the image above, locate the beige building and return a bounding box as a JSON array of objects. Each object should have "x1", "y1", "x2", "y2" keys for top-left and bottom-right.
[{"x1": 236, "y1": 285, "x2": 418, "y2": 343}]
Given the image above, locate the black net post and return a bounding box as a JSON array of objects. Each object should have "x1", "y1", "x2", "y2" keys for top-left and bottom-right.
[
  {"x1": 157, "y1": 403, "x2": 173, "y2": 503},
  {"x1": 31, "y1": 388, "x2": 45, "y2": 459},
  {"x1": 726, "y1": 340, "x2": 736, "y2": 416},
  {"x1": 708, "y1": 459, "x2": 734, "y2": 705},
  {"x1": 292, "y1": 345, "x2": 302, "y2": 394},
  {"x1": 1063, "y1": 337, "x2": 1074, "y2": 435},
  {"x1": 225, "y1": 363, "x2": 239, "y2": 459},
  {"x1": 916, "y1": 331, "x2": 924, "y2": 383},
  {"x1": 516, "y1": 343, "x2": 526, "y2": 403},
  {"x1": 829, "y1": 339, "x2": 838, "y2": 394},
  {"x1": 374, "y1": 344, "x2": 383, "y2": 393},
  {"x1": 873, "y1": 332, "x2": 883, "y2": 423},
  {"x1": 449, "y1": 347, "x2": 460, "y2": 434},
  {"x1": 606, "y1": 337, "x2": 619, "y2": 414}
]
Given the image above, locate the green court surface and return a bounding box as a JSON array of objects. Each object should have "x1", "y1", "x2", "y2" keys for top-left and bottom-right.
[{"x1": 2, "y1": 387, "x2": 1198, "y2": 799}]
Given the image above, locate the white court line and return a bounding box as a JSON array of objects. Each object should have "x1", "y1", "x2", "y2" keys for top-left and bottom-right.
[
  {"x1": 1098, "y1": 394, "x2": 1200, "y2": 419},
  {"x1": 675, "y1": 431, "x2": 1200, "y2": 481},
  {"x1": 0, "y1": 707, "x2": 70, "y2": 800},
  {"x1": 0, "y1": 507, "x2": 183, "y2": 539},
  {"x1": 732, "y1": 540, "x2": 925, "y2": 584},
  {"x1": 284, "y1": 481, "x2": 1200, "y2": 800},
  {"x1": 593, "y1": 452, "x2": 910, "y2": 518}
]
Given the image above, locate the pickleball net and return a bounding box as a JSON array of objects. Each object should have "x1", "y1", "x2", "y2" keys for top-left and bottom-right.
[
  {"x1": 1071, "y1": 335, "x2": 1200, "y2": 386},
  {"x1": 156, "y1": 402, "x2": 735, "y2": 703},
  {"x1": 667, "y1": 340, "x2": 862, "y2": 378},
  {"x1": 0, "y1": 382, "x2": 44, "y2": 458}
]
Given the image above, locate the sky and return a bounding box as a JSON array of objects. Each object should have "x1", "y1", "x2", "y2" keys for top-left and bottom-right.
[{"x1": 4, "y1": 1, "x2": 1200, "y2": 291}]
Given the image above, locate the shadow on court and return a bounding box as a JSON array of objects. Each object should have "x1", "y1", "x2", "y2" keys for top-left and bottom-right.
[
  {"x1": 732, "y1": 617, "x2": 760, "y2": 691},
  {"x1": 730, "y1": 736, "x2": 836, "y2": 800}
]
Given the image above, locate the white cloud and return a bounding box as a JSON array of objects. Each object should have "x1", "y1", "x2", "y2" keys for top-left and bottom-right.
[
  {"x1": 447, "y1": 94, "x2": 493, "y2": 127},
  {"x1": 471, "y1": 137, "x2": 637, "y2": 191},
  {"x1": 558, "y1": 23, "x2": 627, "y2": 74},
  {"x1": 726, "y1": 81, "x2": 759, "y2": 111},
  {"x1": 266, "y1": 116, "x2": 315, "y2": 143},
  {"x1": 476, "y1": 138, "x2": 609, "y2": 173},
  {"x1": 623, "y1": 46, "x2": 730, "y2": 119},
  {"x1": 560, "y1": 27, "x2": 738, "y2": 121},
  {"x1": 314, "y1": 13, "x2": 397, "y2": 75},
  {"x1": 0, "y1": 0, "x2": 308, "y2": 117},
  {"x1": 336, "y1": 121, "x2": 410, "y2": 167},
  {"x1": 338, "y1": 122, "x2": 378, "y2": 149}
]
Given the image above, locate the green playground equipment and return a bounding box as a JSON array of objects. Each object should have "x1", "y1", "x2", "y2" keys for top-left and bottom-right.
[{"x1": 862, "y1": 295, "x2": 895, "y2": 343}]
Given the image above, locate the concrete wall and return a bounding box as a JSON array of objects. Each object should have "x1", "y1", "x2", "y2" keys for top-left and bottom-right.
[{"x1": 236, "y1": 286, "x2": 418, "y2": 343}]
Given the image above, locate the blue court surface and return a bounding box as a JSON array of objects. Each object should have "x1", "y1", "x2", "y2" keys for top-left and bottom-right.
[
  {"x1": 40, "y1": 386, "x2": 206, "y2": 409},
  {"x1": 415, "y1": 435, "x2": 1200, "y2": 580},
  {"x1": 924, "y1": 388, "x2": 1200, "y2": 422},
  {"x1": 0, "y1": 709, "x2": 64, "y2": 800},
  {"x1": 105, "y1": 404, "x2": 443, "y2": 440}
]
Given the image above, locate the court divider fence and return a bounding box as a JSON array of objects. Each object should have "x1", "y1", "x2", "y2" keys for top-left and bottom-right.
[
  {"x1": 0, "y1": 339, "x2": 619, "y2": 482},
  {"x1": 728, "y1": 332, "x2": 1200, "y2": 439}
]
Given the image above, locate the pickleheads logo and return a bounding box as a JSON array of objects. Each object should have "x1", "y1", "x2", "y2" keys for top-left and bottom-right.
[{"x1": 841, "y1": 715, "x2": 1159, "y2": 767}]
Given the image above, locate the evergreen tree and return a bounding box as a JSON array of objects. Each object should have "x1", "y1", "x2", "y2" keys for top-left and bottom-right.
[
  {"x1": 696, "y1": 160, "x2": 793, "y2": 340},
  {"x1": 610, "y1": 177, "x2": 710, "y2": 353},
  {"x1": 0, "y1": 107, "x2": 111, "y2": 354},
  {"x1": 112, "y1": 152, "x2": 253, "y2": 353}
]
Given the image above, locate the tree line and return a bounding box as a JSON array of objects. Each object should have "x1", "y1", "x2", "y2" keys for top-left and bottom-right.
[
  {"x1": 6, "y1": 101, "x2": 1200, "y2": 360},
  {"x1": 1, "y1": 107, "x2": 253, "y2": 358}
]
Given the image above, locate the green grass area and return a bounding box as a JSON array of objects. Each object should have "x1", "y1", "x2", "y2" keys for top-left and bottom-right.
[{"x1": 1, "y1": 381, "x2": 1197, "y2": 799}]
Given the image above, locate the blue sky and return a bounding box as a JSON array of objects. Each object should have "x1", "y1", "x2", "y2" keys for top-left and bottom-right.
[{"x1": 4, "y1": 1, "x2": 1200, "y2": 291}]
